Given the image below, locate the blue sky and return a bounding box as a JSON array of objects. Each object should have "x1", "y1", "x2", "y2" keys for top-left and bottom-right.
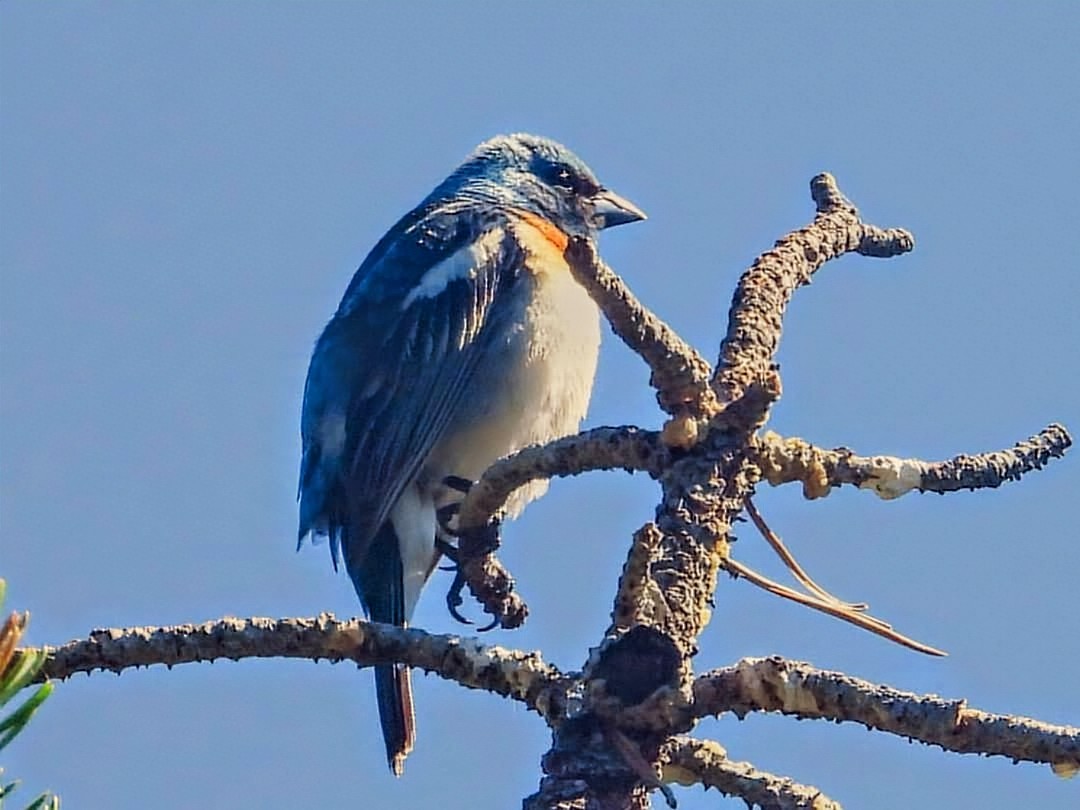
[{"x1": 2, "y1": 4, "x2": 1077, "y2": 808}]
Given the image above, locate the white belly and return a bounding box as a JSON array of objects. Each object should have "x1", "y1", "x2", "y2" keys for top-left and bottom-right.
[{"x1": 426, "y1": 262, "x2": 601, "y2": 513}]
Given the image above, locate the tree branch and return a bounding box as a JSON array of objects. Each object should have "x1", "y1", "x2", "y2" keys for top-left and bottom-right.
[
  {"x1": 753, "y1": 424, "x2": 1073, "y2": 500},
  {"x1": 692, "y1": 657, "x2": 1080, "y2": 773},
  {"x1": 455, "y1": 426, "x2": 669, "y2": 533},
  {"x1": 520, "y1": 173, "x2": 1071, "y2": 807},
  {"x1": 609, "y1": 522, "x2": 669, "y2": 633},
  {"x1": 713, "y1": 173, "x2": 914, "y2": 433},
  {"x1": 26, "y1": 615, "x2": 563, "y2": 716},
  {"x1": 662, "y1": 737, "x2": 842, "y2": 810}
]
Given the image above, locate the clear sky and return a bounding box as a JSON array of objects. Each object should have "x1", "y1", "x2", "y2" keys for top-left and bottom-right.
[{"x1": 2, "y1": 3, "x2": 1077, "y2": 808}]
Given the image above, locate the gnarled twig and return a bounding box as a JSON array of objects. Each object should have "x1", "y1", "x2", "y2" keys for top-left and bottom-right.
[
  {"x1": 662, "y1": 737, "x2": 842, "y2": 810},
  {"x1": 692, "y1": 657, "x2": 1080, "y2": 773},
  {"x1": 753, "y1": 424, "x2": 1072, "y2": 500},
  {"x1": 712, "y1": 173, "x2": 914, "y2": 432},
  {"x1": 455, "y1": 426, "x2": 668, "y2": 533},
  {"x1": 27, "y1": 615, "x2": 561, "y2": 715}
]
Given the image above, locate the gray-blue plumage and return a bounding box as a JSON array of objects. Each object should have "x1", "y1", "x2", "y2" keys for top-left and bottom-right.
[{"x1": 297, "y1": 133, "x2": 645, "y2": 775}]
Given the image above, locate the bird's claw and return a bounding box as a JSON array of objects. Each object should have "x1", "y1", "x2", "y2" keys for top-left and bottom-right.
[
  {"x1": 436, "y1": 476, "x2": 473, "y2": 536},
  {"x1": 435, "y1": 537, "x2": 459, "y2": 572},
  {"x1": 437, "y1": 472, "x2": 501, "y2": 627},
  {"x1": 445, "y1": 568, "x2": 499, "y2": 630},
  {"x1": 441, "y1": 518, "x2": 504, "y2": 629},
  {"x1": 445, "y1": 569, "x2": 472, "y2": 625}
]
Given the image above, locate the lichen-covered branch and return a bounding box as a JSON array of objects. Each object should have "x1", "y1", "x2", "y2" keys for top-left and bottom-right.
[
  {"x1": 692, "y1": 657, "x2": 1080, "y2": 773},
  {"x1": 712, "y1": 173, "x2": 914, "y2": 432},
  {"x1": 609, "y1": 522, "x2": 668, "y2": 633},
  {"x1": 455, "y1": 426, "x2": 669, "y2": 533},
  {"x1": 27, "y1": 615, "x2": 561, "y2": 713},
  {"x1": 528, "y1": 173, "x2": 979, "y2": 808},
  {"x1": 662, "y1": 737, "x2": 842, "y2": 810},
  {"x1": 564, "y1": 237, "x2": 721, "y2": 421},
  {"x1": 640, "y1": 437, "x2": 747, "y2": 669},
  {"x1": 753, "y1": 424, "x2": 1073, "y2": 500}
]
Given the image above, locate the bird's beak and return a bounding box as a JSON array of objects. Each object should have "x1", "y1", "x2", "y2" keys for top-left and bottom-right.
[{"x1": 591, "y1": 188, "x2": 647, "y2": 230}]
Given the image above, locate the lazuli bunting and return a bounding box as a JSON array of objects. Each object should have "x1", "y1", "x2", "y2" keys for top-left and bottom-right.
[{"x1": 298, "y1": 133, "x2": 645, "y2": 775}]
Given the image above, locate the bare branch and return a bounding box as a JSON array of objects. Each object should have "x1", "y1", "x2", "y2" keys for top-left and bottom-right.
[
  {"x1": 662, "y1": 737, "x2": 842, "y2": 810},
  {"x1": 26, "y1": 615, "x2": 562, "y2": 713},
  {"x1": 713, "y1": 172, "x2": 914, "y2": 432},
  {"x1": 753, "y1": 424, "x2": 1072, "y2": 500},
  {"x1": 609, "y1": 523, "x2": 669, "y2": 633},
  {"x1": 455, "y1": 426, "x2": 668, "y2": 533},
  {"x1": 564, "y1": 237, "x2": 722, "y2": 423},
  {"x1": 692, "y1": 657, "x2": 1080, "y2": 774}
]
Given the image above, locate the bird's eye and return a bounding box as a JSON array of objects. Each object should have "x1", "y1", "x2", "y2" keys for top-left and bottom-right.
[
  {"x1": 553, "y1": 167, "x2": 575, "y2": 192},
  {"x1": 536, "y1": 159, "x2": 599, "y2": 196}
]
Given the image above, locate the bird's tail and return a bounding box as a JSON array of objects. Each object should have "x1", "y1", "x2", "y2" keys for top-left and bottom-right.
[
  {"x1": 348, "y1": 520, "x2": 418, "y2": 776},
  {"x1": 375, "y1": 662, "x2": 415, "y2": 776}
]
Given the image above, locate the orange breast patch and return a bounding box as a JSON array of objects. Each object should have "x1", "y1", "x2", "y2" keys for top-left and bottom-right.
[{"x1": 512, "y1": 209, "x2": 570, "y2": 252}]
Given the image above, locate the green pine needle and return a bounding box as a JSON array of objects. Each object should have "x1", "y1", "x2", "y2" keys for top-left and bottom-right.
[{"x1": 0, "y1": 579, "x2": 59, "y2": 809}]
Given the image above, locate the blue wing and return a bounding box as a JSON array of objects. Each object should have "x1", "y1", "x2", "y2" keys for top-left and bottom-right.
[{"x1": 298, "y1": 202, "x2": 523, "y2": 580}]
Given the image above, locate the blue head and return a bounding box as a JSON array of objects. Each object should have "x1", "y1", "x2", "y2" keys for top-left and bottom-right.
[{"x1": 433, "y1": 133, "x2": 646, "y2": 236}]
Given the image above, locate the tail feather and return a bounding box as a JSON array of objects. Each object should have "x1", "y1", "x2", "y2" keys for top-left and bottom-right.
[
  {"x1": 347, "y1": 520, "x2": 417, "y2": 776},
  {"x1": 375, "y1": 663, "x2": 415, "y2": 776}
]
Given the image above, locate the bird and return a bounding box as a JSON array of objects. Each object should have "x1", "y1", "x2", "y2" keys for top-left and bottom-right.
[{"x1": 297, "y1": 133, "x2": 645, "y2": 776}]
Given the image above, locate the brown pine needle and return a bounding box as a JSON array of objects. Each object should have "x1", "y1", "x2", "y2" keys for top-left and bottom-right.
[
  {"x1": 606, "y1": 725, "x2": 678, "y2": 808},
  {"x1": 744, "y1": 498, "x2": 868, "y2": 612},
  {"x1": 0, "y1": 611, "x2": 28, "y2": 674},
  {"x1": 723, "y1": 557, "x2": 946, "y2": 657}
]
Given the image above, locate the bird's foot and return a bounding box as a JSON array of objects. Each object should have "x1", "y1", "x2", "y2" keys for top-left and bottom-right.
[
  {"x1": 445, "y1": 569, "x2": 473, "y2": 626},
  {"x1": 443, "y1": 520, "x2": 503, "y2": 632},
  {"x1": 437, "y1": 474, "x2": 503, "y2": 630}
]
